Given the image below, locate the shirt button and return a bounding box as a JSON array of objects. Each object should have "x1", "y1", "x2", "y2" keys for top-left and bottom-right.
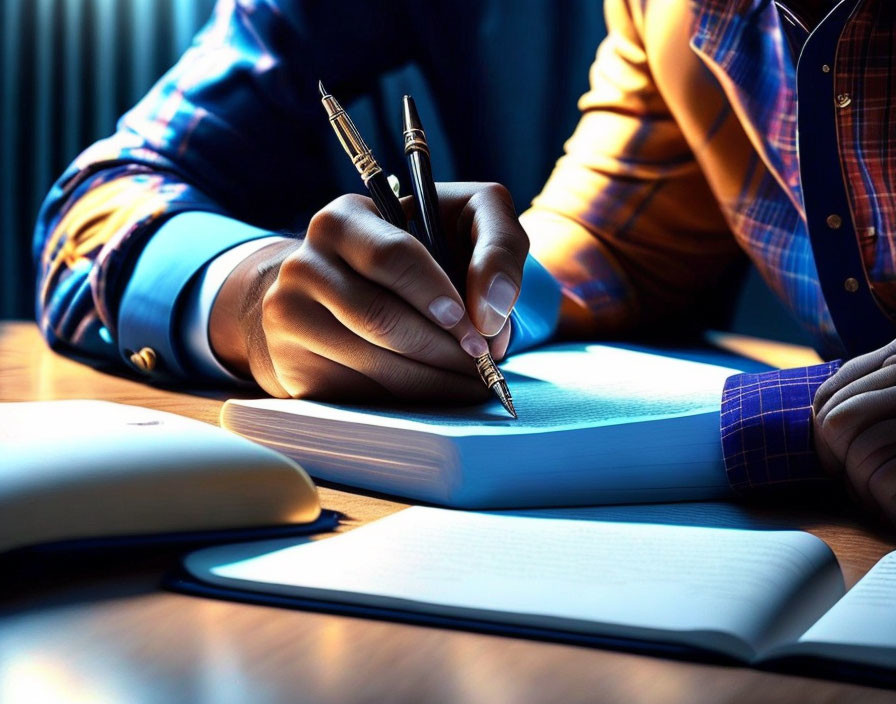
[
  {"x1": 836, "y1": 93, "x2": 852, "y2": 108},
  {"x1": 129, "y1": 347, "x2": 157, "y2": 372},
  {"x1": 844, "y1": 278, "x2": 860, "y2": 293},
  {"x1": 822, "y1": 64, "x2": 831, "y2": 73},
  {"x1": 826, "y1": 214, "x2": 843, "y2": 229}
]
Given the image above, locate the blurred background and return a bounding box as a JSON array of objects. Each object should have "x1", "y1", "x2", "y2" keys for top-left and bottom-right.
[{"x1": 0, "y1": 0, "x2": 809, "y2": 343}]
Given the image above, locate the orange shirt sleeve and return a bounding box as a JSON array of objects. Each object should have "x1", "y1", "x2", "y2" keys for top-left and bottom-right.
[{"x1": 521, "y1": 0, "x2": 739, "y2": 338}]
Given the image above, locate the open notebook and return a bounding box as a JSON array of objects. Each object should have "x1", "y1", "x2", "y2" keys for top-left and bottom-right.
[
  {"x1": 222, "y1": 343, "x2": 759, "y2": 507},
  {"x1": 179, "y1": 506, "x2": 896, "y2": 684}
]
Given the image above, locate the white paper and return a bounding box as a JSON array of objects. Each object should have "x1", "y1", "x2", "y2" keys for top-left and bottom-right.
[
  {"x1": 230, "y1": 343, "x2": 743, "y2": 436},
  {"x1": 782, "y1": 551, "x2": 896, "y2": 668},
  {"x1": 191, "y1": 506, "x2": 840, "y2": 660}
]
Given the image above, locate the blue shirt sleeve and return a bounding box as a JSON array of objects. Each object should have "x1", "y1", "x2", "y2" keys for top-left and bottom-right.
[
  {"x1": 118, "y1": 212, "x2": 275, "y2": 380},
  {"x1": 506, "y1": 255, "x2": 562, "y2": 354},
  {"x1": 720, "y1": 361, "x2": 841, "y2": 493}
]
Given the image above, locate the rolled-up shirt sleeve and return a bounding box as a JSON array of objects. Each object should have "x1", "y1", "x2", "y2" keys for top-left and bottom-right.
[{"x1": 720, "y1": 362, "x2": 842, "y2": 493}]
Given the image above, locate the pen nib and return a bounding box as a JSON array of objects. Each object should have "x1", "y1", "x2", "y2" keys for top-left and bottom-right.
[
  {"x1": 494, "y1": 380, "x2": 517, "y2": 419},
  {"x1": 474, "y1": 353, "x2": 518, "y2": 420},
  {"x1": 318, "y1": 80, "x2": 328, "y2": 98}
]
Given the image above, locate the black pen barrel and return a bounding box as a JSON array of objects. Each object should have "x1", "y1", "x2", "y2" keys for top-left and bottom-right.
[
  {"x1": 407, "y1": 150, "x2": 454, "y2": 276},
  {"x1": 366, "y1": 171, "x2": 408, "y2": 231}
]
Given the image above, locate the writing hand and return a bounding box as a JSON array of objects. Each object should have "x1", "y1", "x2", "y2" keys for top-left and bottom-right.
[
  {"x1": 209, "y1": 182, "x2": 527, "y2": 401},
  {"x1": 813, "y1": 339, "x2": 896, "y2": 527}
]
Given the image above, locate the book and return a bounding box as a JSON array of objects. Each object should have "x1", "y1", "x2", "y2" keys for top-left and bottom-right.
[
  {"x1": 221, "y1": 343, "x2": 762, "y2": 507},
  {"x1": 1, "y1": 400, "x2": 322, "y2": 554},
  {"x1": 179, "y1": 506, "x2": 896, "y2": 682}
]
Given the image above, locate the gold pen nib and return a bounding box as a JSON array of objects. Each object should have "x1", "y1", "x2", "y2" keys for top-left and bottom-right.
[
  {"x1": 317, "y1": 79, "x2": 382, "y2": 184},
  {"x1": 493, "y1": 379, "x2": 517, "y2": 419},
  {"x1": 474, "y1": 353, "x2": 517, "y2": 419}
]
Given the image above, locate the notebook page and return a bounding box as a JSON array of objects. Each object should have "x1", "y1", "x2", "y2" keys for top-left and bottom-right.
[
  {"x1": 228, "y1": 344, "x2": 743, "y2": 435},
  {"x1": 191, "y1": 507, "x2": 840, "y2": 659},
  {"x1": 772, "y1": 551, "x2": 896, "y2": 668}
]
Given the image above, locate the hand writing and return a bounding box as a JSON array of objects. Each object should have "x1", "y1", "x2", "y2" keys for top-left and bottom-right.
[{"x1": 210, "y1": 182, "x2": 527, "y2": 401}]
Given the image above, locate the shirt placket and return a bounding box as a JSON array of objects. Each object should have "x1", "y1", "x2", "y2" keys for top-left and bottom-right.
[{"x1": 795, "y1": 0, "x2": 895, "y2": 358}]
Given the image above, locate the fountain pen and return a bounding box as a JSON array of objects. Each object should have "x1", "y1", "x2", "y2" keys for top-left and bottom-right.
[
  {"x1": 318, "y1": 82, "x2": 407, "y2": 230},
  {"x1": 401, "y1": 95, "x2": 516, "y2": 419},
  {"x1": 318, "y1": 82, "x2": 516, "y2": 418}
]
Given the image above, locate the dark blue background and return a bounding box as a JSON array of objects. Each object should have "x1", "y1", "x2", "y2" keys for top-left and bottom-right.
[{"x1": 0, "y1": 0, "x2": 809, "y2": 344}]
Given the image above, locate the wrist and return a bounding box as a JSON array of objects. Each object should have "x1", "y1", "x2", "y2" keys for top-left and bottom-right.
[{"x1": 209, "y1": 239, "x2": 301, "y2": 379}]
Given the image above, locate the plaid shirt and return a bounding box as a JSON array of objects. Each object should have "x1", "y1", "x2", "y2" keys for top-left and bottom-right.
[
  {"x1": 34, "y1": 0, "x2": 896, "y2": 494},
  {"x1": 524, "y1": 0, "x2": 896, "y2": 492}
]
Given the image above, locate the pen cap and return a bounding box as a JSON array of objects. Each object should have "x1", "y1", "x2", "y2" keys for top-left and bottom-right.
[{"x1": 402, "y1": 96, "x2": 429, "y2": 157}]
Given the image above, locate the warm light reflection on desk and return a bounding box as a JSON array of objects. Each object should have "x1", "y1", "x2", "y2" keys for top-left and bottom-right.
[
  {"x1": 0, "y1": 653, "x2": 118, "y2": 703},
  {"x1": 704, "y1": 331, "x2": 824, "y2": 369}
]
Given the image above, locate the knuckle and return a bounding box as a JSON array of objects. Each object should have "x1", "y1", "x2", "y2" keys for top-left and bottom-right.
[
  {"x1": 307, "y1": 209, "x2": 341, "y2": 241},
  {"x1": 869, "y1": 464, "x2": 896, "y2": 499},
  {"x1": 839, "y1": 354, "x2": 868, "y2": 378},
  {"x1": 369, "y1": 233, "x2": 414, "y2": 274},
  {"x1": 481, "y1": 238, "x2": 527, "y2": 267},
  {"x1": 814, "y1": 376, "x2": 839, "y2": 412},
  {"x1": 885, "y1": 338, "x2": 896, "y2": 355},
  {"x1": 308, "y1": 194, "x2": 370, "y2": 241},
  {"x1": 463, "y1": 181, "x2": 511, "y2": 211},
  {"x1": 480, "y1": 181, "x2": 513, "y2": 204},
  {"x1": 820, "y1": 403, "x2": 845, "y2": 433},
  {"x1": 388, "y1": 257, "x2": 421, "y2": 295},
  {"x1": 277, "y1": 248, "x2": 313, "y2": 280},
  {"x1": 361, "y1": 290, "x2": 403, "y2": 339},
  {"x1": 261, "y1": 282, "x2": 289, "y2": 327},
  {"x1": 277, "y1": 250, "x2": 329, "y2": 296},
  {"x1": 329, "y1": 192, "x2": 368, "y2": 215},
  {"x1": 473, "y1": 183, "x2": 517, "y2": 218}
]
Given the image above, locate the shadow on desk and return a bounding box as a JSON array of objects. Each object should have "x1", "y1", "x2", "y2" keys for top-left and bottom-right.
[{"x1": 0, "y1": 512, "x2": 342, "y2": 616}]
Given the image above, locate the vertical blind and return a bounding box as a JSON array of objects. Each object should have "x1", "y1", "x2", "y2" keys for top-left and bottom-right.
[
  {"x1": 0, "y1": 0, "x2": 215, "y2": 319},
  {"x1": 2, "y1": 1, "x2": 799, "y2": 342},
  {"x1": 0, "y1": 0, "x2": 607, "y2": 322}
]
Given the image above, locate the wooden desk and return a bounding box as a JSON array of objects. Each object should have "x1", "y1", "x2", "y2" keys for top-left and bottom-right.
[{"x1": 2, "y1": 321, "x2": 894, "y2": 703}]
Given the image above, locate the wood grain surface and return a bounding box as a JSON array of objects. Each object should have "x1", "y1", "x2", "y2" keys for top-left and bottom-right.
[{"x1": 1, "y1": 321, "x2": 894, "y2": 704}]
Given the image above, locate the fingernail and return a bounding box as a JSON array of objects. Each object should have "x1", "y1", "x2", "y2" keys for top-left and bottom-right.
[
  {"x1": 460, "y1": 332, "x2": 489, "y2": 358},
  {"x1": 428, "y1": 296, "x2": 465, "y2": 327},
  {"x1": 479, "y1": 273, "x2": 518, "y2": 336}
]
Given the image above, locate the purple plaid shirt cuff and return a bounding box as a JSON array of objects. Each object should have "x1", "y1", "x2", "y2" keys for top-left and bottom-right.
[{"x1": 720, "y1": 362, "x2": 842, "y2": 493}]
